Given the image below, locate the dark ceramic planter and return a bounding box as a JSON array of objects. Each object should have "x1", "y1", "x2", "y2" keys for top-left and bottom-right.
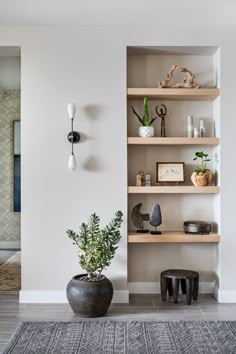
[{"x1": 66, "y1": 274, "x2": 113, "y2": 317}]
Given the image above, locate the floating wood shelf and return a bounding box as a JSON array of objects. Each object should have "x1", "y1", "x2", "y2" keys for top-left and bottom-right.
[
  {"x1": 128, "y1": 186, "x2": 220, "y2": 194},
  {"x1": 127, "y1": 137, "x2": 220, "y2": 146},
  {"x1": 127, "y1": 88, "x2": 220, "y2": 101},
  {"x1": 128, "y1": 231, "x2": 220, "y2": 243}
]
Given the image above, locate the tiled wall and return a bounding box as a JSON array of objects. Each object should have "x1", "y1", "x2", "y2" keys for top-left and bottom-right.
[{"x1": 0, "y1": 89, "x2": 20, "y2": 248}]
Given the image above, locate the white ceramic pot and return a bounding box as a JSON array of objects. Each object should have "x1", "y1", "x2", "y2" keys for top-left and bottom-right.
[{"x1": 138, "y1": 126, "x2": 154, "y2": 137}]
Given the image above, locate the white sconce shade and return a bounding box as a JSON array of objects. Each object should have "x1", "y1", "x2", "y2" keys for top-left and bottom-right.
[
  {"x1": 67, "y1": 103, "x2": 76, "y2": 119},
  {"x1": 68, "y1": 154, "x2": 76, "y2": 171}
]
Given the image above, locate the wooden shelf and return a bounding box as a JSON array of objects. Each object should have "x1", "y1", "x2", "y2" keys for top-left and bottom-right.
[
  {"x1": 128, "y1": 231, "x2": 220, "y2": 243},
  {"x1": 128, "y1": 186, "x2": 220, "y2": 194},
  {"x1": 128, "y1": 137, "x2": 220, "y2": 146},
  {"x1": 127, "y1": 88, "x2": 220, "y2": 101}
]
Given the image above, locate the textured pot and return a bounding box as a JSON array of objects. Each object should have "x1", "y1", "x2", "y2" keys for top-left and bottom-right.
[
  {"x1": 66, "y1": 274, "x2": 113, "y2": 317},
  {"x1": 138, "y1": 126, "x2": 154, "y2": 137},
  {"x1": 191, "y1": 170, "x2": 212, "y2": 186}
]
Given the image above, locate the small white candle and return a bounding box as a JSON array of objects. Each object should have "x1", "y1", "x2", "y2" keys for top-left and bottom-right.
[{"x1": 194, "y1": 127, "x2": 199, "y2": 138}]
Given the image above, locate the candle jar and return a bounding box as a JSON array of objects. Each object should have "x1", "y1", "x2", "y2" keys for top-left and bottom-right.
[{"x1": 194, "y1": 127, "x2": 199, "y2": 138}]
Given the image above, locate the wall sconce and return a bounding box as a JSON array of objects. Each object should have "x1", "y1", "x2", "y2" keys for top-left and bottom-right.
[{"x1": 67, "y1": 103, "x2": 80, "y2": 171}]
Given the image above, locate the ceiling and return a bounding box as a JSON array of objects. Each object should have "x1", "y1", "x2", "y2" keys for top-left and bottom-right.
[{"x1": 0, "y1": 0, "x2": 235, "y2": 26}]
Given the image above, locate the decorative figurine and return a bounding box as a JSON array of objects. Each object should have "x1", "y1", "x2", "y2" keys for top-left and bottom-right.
[
  {"x1": 145, "y1": 174, "x2": 152, "y2": 186},
  {"x1": 140, "y1": 171, "x2": 145, "y2": 186},
  {"x1": 136, "y1": 171, "x2": 145, "y2": 186},
  {"x1": 131, "y1": 203, "x2": 150, "y2": 233},
  {"x1": 158, "y1": 65, "x2": 200, "y2": 89},
  {"x1": 136, "y1": 173, "x2": 142, "y2": 186},
  {"x1": 156, "y1": 104, "x2": 167, "y2": 137},
  {"x1": 150, "y1": 204, "x2": 162, "y2": 234}
]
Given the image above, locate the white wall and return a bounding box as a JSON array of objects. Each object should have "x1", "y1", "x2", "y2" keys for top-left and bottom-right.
[{"x1": 0, "y1": 5, "x2": 235, "y2": 302}]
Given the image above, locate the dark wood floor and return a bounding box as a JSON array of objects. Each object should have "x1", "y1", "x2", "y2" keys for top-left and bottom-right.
[{"x1": 1, "y1": 293, "x2": 236, "y2": 351}]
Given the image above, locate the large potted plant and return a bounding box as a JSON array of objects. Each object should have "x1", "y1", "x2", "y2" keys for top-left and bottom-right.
[
  {"x1": 131, "y1": 96, "x2": 157, "y2": 137},
  {"x1": 66, "y1": 210, "x2": 123, "y2": 317},
  {"x1": 191, "y1": 151, "x2": 212, "y2": 186}
]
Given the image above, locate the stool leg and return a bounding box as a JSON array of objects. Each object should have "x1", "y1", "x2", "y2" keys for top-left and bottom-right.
[
  {"x1": 161, "y1": 276, "x2": 168, "y2": 301},
  {"x1": 193, "y1": 275, "x2": 199, "y2": 301},
  {"x1": 172, "y1": 278, "x2": 179, "y2": 304},
  {"x1": 181, "y1": 279, "x2": 186, "y2": 295},
  {"x1": 167, "y1": 278, "x2": 173, "y2": 297},
  {"x1": 186, "y1": 278, "x2": 193, "y2": 305}
]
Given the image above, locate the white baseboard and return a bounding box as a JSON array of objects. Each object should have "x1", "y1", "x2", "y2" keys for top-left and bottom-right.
[
  {"x1": 214, "y1": 285, "x2": 236, "y2": 303},
  {"x1": 128, "y1": 282, "x2": 214, "y2": 294},
  {"x1": 0, "y1": 241, "x2": 21, "y2": 249},
  {"x1": 19, "y1": 290, "x2": 129, "y2": 304},
  {"x1": 20, "y1": 285, "x2": 236, "y2": 304}
]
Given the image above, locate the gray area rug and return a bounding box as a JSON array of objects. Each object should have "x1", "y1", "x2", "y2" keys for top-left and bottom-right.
[{"x1": 2, "y1": 321, "x2": 236, "y2": 353}]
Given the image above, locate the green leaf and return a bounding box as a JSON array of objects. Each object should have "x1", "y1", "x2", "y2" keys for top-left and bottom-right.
[
  {"x1": 143, "y1": 96, "x2": 149, "y2": 120},
  {"x1": 131, "y1": 105, "x2": 144, "y2": 125},
  {"x1": 149, "y1": 117, "x2": 158, "y2": 126}
]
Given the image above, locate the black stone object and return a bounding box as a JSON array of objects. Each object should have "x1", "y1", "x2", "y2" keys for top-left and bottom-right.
[
  {"x1": 67, "y1": 131, "x2": 80, "y2": 143},
  {"x1": 131, "y1": 203, "x2": 150, "y2": 233},
  {"x1": 66, "y1": 274, "x2": 113, "y2": 317},
  {"x1": 150, "y1": 204, "x2": 162, "y2": 234}
]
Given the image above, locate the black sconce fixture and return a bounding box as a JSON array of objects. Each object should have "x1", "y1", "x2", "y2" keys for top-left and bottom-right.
[{"x1": 67, "y1": 103, "x2": 80, "y2": 171}]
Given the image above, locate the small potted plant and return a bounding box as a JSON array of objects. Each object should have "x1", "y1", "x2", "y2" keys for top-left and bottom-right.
[
  {"x1": 191, "y1": 151, "x2": 212, "y2": 186},
  {"x1": 66, "y1": 210, "x2": 123, "y2": 317},
  {"x1": 131, "y1": 96, "x2": 157, "y2": 137}
]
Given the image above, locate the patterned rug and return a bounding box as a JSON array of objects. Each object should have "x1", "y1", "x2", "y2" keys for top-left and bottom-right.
[
  {"x1": 0, "y1": 251, "x2": 21, "y2": 293},
  {"x1": 2, "y1": 321, "x2": 236, "y2": 353}
]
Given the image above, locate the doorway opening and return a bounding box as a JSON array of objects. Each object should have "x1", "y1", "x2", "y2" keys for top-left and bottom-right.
[{"x1": 0, "y1": 46, "x2": 21, "y2": 293}]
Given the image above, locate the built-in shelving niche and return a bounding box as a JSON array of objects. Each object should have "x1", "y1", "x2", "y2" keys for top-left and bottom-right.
[{"x1": 127, "y1": 46, "x2": 220, "y2": 291}]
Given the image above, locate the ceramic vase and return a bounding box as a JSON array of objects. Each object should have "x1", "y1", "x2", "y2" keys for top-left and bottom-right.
[
  {"x1": 138, "y1": 126, "x2": 154, "y2": 137},
  {"x1": 191, "y1": 170, "x2": 212, "y2": 186},
  {"x1": 66, "y1": 274, "x2": 113, "y2": 317}
]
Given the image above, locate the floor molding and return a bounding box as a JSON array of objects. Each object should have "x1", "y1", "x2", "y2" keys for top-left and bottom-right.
[
  {"x1": 19, "y1": 290, "x2": 129, "y2": 304},
  {"x1": 214, "y1": 285, "x2": 236, "y2": 303},
  {"x1": 20, "y1": 283, "x2": 215, "y2": 303},
  {"x1": 128, "y1": 282, "x2": 214, "y2": 294},
  {"x1": 0, "y1": 241, "x2": 21, "y2": 249}
]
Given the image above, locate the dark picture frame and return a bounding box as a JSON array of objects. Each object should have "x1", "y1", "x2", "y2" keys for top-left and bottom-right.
[
  {"x1": 13, "y1": 120, "x2": 21, "y2": 212},
  {"x1": 156, "y1": 162, "x2": 185, "y2": 183}
]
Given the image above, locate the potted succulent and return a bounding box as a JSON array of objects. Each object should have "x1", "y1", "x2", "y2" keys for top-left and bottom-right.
[
  {"x1": 191, "y1": 151, "x2": 212, "y2": 186},
  {"x1": 66, "y1": 210, "x2": 123, "y2": 317},
  {"x1": 131, "y1": 96, "x2": 157, "y2": 137}
]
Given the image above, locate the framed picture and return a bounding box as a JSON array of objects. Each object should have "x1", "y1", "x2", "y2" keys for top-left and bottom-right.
[
  {"x1": 13, "y1": 120, "x2": 21, "y2": 212},
  {"x1": 156, "y1": 162, "x2": 185, "y2": 183}
]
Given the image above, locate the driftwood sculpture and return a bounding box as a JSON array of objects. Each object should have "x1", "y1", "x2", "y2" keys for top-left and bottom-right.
[{"x1": 158, "y1": 65, "x2": 200, "y2": 89}]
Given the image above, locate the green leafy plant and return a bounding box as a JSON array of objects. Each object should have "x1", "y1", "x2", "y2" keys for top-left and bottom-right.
[
  {"x1": 66, "y1": 210, "x2": 123, "y2": 280},
  {"x1": 131, "y1": 96, "x2": 157, "y2": 126},
  {"x1": 193, "y1": 151, "x2": 211, "y2": 174}
]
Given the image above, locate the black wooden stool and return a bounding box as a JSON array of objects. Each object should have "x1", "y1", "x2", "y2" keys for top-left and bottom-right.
[{"x1": 161, "y1": 269, "x2": 199, "y2": 305}]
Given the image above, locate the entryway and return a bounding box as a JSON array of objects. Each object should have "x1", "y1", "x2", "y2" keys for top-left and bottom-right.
[{"x1": 0, "y1": 46, "x2": 21, "y2": 294}]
